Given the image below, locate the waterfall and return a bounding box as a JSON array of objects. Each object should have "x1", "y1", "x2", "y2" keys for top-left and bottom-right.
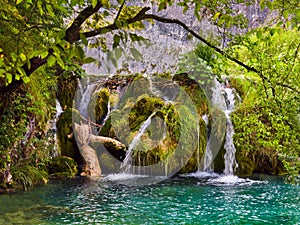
[
  {"x1": 212, "y1": 78, "x2": 238, "y2": 175},
  {"x1": 201, "y1": 114, "x2": 214, "y2": 172},
  {"x1": 120, "y1": 112, "x2": 156, "y2": 174},
  {"x1": 198, "y1": 78, "x2": 239, "y2": 175},
  {"x1": 76, "y1": 78, "x2": 98, "y2": 118},
  {"x1": 52, "y1": 99, "x2": 63, "y2": 157},
  {"x1": 101, "y1": 100, "x2": 111, "y2": 126},
  {"x1": 223, "y1": 87, "x2": 238, "y2": 175}
]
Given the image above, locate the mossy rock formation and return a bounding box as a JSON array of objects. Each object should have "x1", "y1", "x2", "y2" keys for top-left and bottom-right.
[
  {"x1": 93, "y1": 74, "x2": 209, "y2": 174},
  {"x1": 56, "y1": 109, "x2": 81, "y2": 163},
  {"x1": 49, "y1": 156, "x2": 78, "y2": 178}
]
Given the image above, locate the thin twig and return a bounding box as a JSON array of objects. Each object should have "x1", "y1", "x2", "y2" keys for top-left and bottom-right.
[{"x1": 114, "y1": 0, "x2": 126, "y2": 22}]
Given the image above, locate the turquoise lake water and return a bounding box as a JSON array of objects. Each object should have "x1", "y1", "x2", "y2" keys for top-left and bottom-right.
[{"x1": 0, "y1": 174, "x2": 299, "y2": 224}]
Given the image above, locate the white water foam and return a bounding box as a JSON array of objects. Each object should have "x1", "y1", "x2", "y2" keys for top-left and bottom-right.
[
  {"x1": 205, "y1": 175, "x2": 268, "y2": 186},
  {"x1": 104, "y1": 173, "x2": 149, "y2": 181},
  {"x1": 182, "y1": 171, "x2": 219, "y2": 178}
]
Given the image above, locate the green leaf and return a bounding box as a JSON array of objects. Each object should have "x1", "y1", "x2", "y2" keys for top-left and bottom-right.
[
  {"x1": 53, "y1": 46, "x2": 61, "y2": 55},
  {"x1": 80, "y1": 33, "x2": 88, "y2": 46},
  {"x1": 16, "y1": 0, "x2": 23, "y2": 4},
  {"x1": 71, "y1": 0, "x2": 79, "y2": 7},
  {"x1": 114, "y1": 47, "x2": 123, "y2": 61},
  {"x1": 57, "y1": 29, "x2": 66, "y2": 40},
  {"x1": 113, "y1": 35, "x2": 120, "y2": 49},
  {"x1": 21, "y1": 76, "x2": 30, "y2": 84},
  {"x1": 101, "y1": 0, "x2": 109, "y2": 7},
  {"x1": 6, "y1": 73, "x2": 12, "y2": 84},
  {"x1": 40, "y1": 50, "x2": 49, "y2": 59},
  {"x1": 83, "y1": 57, "x2": 95, "y2": 64},
  {"x1": 213, "y1": 12, "x2": 221, "y2": 20},
  {"x1": 283, "y1": 10, "x2": 289, "y2": 19},
  {"x1": 107, "y1": 51, "x2": 117, "y2": 68},
  {"x1": 76, "y1": 46, "x2": 85, "y2": 60},
  {"x1": 103, "y1": 10, "x2": 109, "y2": 17},
  {"x1": 46, "y1": 4, "x2": 55, "y2": 17},
  {"x1": 130, "y1": 48, "x2": 142, "y2": 61},
  {"x1": 17, "y1": 67, "x2": 26, "y2": 77},
  {"x1": 19, "y1": 53, "x2": 26, "y2": 62},
  {"x1": 10, "y1": 53, "x2": 18, "y2": 62},
  {"x1": 158, "y1": 2, "x2": 166, "y2": 11},
  {"x1": 266, "y1": 1, "x2": 273, "y2": 10},
  {"x1": 92, "y1": 0, "x2": 98, "y2": 8},
  {"x1": 47, "y1": 55, "x2": 56, "y2": 66}
]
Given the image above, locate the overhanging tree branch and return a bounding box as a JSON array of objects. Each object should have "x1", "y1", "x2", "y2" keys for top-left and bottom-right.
[
  {"x1": 1, "y1": 4, "x2": 299, "y2": 97},
  {"x1": 83, "y1": 7, "x2": 151, "y2": 38},
  {"x1": 83, "y1": 9, "x2": 260, "y2": 73},
  {"x1": 142, "y1": 14, "x2": 260, "y2": 74},
  {"x1": 0, "y1": 2, "x2": 103, "y2": 96},
  {"x1": 65, "y1": 2, "x2": 103, "y2": 43}
]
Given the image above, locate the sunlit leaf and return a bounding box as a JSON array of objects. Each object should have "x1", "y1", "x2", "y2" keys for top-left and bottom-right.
[
  {"x1": 21, "y1": 75, "x2": 30, "y2": 84},
  {"x1": 6, "y1": 73, "x2": 12, "y2": 84},
  {"x1": 83, "y1": 57, "x2": 96, "y2": 64},
  {"x1": 40, "y1": 50, "x2": 49, "y2": 59},
  {"x1": 47, "y1": 55, "x2": 56, "y2": 66},
  {"x1": 19, "y1": 53, "x2": 26, "y2": 62},
  {"x1": 92, "y1": 0, "x2": 98, "y2": 8}
]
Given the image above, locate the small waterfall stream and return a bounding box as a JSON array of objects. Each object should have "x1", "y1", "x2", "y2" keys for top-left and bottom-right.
[
  {"x1": 52, "y1": 99, "x2": 63, "y2": 157},
  {"x1": 222, "y1": 87, "x2": 238, "y2": 176},
  {"x1": 76, "y1": 78, "x2": 98, "y2": 119},
  {"x1": 120, "y1": 112, "x2": 157, "y2": 174},
  {"x1": 201, "y1": 114, "x2": 213, "y2": 172},
  {"x1": 198, "y1": 78, "x2": 239, "y2": 176},
  {"x1": 101, "y1": 100, "x2": 111, "y2": 126}
]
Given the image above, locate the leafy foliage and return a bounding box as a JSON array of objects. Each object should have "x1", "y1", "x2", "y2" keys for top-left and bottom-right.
[
  {"x1": 0, "y1": 0, "x2": 299, "y2": 189},
  {"x1": 224, "y1": 28, "x2": 300, "y2": 180}
]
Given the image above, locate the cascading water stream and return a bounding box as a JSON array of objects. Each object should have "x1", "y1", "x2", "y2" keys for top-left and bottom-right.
[
  {"x1": 101, "y1": 100, "x2": 111, "y2": 126},
  {"x1": 223, "y1": 87, "x2": 238, "y2": 176},
  {"x1": 212, "y1": 78, "x2": 239, "y2": 176},
  {"x1": 201, "y1": 114, "x2": 213, "y2": 172},
  {"x1": 52, "y1": 99, "x2": 64, "y2": 157},
  {"x1": 120, "y1": 112, "x2": 156, "y2": 174},
  {"x1": 213, "y1": 78, "x2": 238, "y2": 176},
  {"x1": 197, "y1": 78, "x2": 239, "y2": 176},
  {"x1": 76, "y1": 78, "x2": 98, "y2": 118}
]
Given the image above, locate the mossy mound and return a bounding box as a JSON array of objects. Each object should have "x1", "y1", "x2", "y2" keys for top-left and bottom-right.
[
  {"x1": 49, "y1": 156, "x2": 78, "y2": 178},
  {"x1": 56, "y1": 109, "x2": 81, "y2": 163},
  {"x1": 96, "y1": 74, "x2": 211, "y2": 174},
  {"x1": 57, "y1": 75, "x2": 78, "y2": 110},
  {"x1": 173, "y1": 73, "x2": 209, "y2": 116},
  {"x1": 88, "y1": 88, "x2": 110, "y2": 124}
]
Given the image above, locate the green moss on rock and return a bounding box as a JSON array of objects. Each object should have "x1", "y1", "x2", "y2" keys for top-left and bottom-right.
[
  {"x1": 56, "y1": 109, "x2": 81, "y2": 163},
  {"x1": 49, "y1": 156, "x2": 78, "y2": 178}
]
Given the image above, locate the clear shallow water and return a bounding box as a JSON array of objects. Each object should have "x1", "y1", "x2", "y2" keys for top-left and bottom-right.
[{"x1": 0, "y1": 175, "x2": 299, "y2": 225}]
